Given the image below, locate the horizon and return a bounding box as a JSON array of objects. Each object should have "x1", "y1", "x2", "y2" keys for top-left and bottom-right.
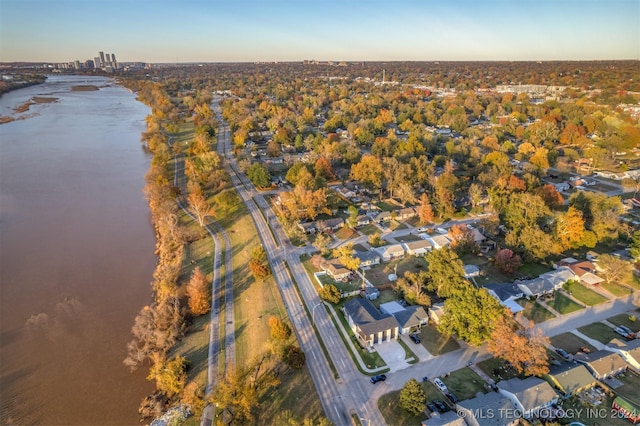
[{"x1": 0, "y1": 0, "x2": 638, "y2": 63}]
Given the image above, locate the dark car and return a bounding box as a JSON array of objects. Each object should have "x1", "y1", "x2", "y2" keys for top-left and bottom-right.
[
  {"x1": 370, "y1": 374, "x2": 387, "y2": 384},
  {"x1": 433, "y1": 400, "x2": 448, "y2": 413},
  {"x1": 426, "y1": 402, "x2": 437, "y2": 413},
  {"x1": 409, "y1": 334, "x2": 421, "y2": 344},
  {"x1": 446, "y1": 393, "x2": 458, "y2": 403},
  {"x1": 555, "y1": 348, "x2": 571, "y2": 360}
]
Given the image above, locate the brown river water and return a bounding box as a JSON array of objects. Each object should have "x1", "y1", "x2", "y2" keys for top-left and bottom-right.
[{"x1": 0, "y1": 75, "x2": 156, "y2": 425}]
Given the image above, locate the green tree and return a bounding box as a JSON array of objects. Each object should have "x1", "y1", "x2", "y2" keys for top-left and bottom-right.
[
  {"x1": 424, "y1": 248, "x2": 467, "y2": 298},
  {"x1": 147, "y1": 355, "x2": 187, "y2": 398},
  {"x1": 630, "y1": 230, "x2": 640, "y2": 261},
  {"x1": 282, "y1": 344, "x2": 306, "y2": 369},
  {"x1": 347, "y1": 205, "x2": 359, "y2": 228},
  {"x1": 319, "y1": 284, "x2": 341, "y2": 304},
  {"x1": 247, "y1": 162, "x2": 271, "y2": 188},
  {"x1": 399, "y1": 378, "x2": 427, "y2": 415}
]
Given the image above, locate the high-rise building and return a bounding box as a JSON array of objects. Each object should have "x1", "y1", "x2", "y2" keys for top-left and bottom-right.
[
  {"x1": 94, "y1": 57, "x2": 101, "y2": 68},
  {"x1": 99, "y1": 51, "x2": 106, "y2": 65},
  {"x1": 111, "y1": 53, "x2": 116, "y2": 63}
]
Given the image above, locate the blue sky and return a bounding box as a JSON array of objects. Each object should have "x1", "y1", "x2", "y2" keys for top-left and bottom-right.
[{"x1": 0, "y1": 0, "x2": 638, "y2": 62}]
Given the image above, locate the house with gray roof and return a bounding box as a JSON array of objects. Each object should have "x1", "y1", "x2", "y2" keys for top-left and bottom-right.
[
  {"x1": 574, "y1": 350, "x2": 628, "y2": 379},
  {"x1": 428, "y1": 234, "x2": 452, "y2": 250},
  {"x1": 403, "y1": 239, "x2": 432, "y2": 256},
  {"x1": 354, "y1": 250, "x2": 381, "y2": 267},
  {"x1": 484, "y1": 282, "x2": 525, "y2": 314},
  {"x1": 517, "y1": 277, "x2": 556, "y2": 297},
  {"x1": 380, "y1": 301, "x2": 429, "y2": 334},
  {"x1": 605, "y1": 338, "x2": 640, "y2": 372},
  {"x1": 544, "y1": 363, "x2": 597, "y2": 398},
  {"x1": 343, "y1": 298, "x2": 398, "y2": 347},
  {"x1": 422, "y1": 411, "x2": 465, "y2": 426},
  {"x1": 376, "y1": 244, "x2": 405, "y2": 262},
  {"x1": 498, "y1": 377, "x2": 558, "y2": 419},
  {"x1": 456, "y1": 392, "x2": 518, "y2": 426}
]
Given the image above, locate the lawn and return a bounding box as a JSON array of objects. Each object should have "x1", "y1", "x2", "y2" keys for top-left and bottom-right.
[
  {"x1": 395, "y1": 233, "x2": 422, "y2": 243},
  {"x1": 418, "y1": 325, "x2": 460, "y2": 355},
  {"x1": 607, "y1": 312, "x2": 640, "y2": 332},
  {"x1": 563, "y1": 281, "x2": 609, "y2": 306},
  {"x1": 169, "y1": 315, "x2": 211, "y2": 389},
  {"x1": 516, "y1": 298, "x2": 556, "y2": 323},
  {"x1": 335, "y1": 226, "x2": 358, "y2": 240},
  {"x1": 550, "y1": 333, "x2": 596, "y2": 354},
  {"x1": 547, "y1": 292, "x2": 584, "y2": 314},
  {"x1": 616, "y1": 370, "x2": 640, "y2": 406},
  {"x1": 476, "y1": 357, "x2": 521, "y2": 383},
  {"x1": 518, "y1": 262, "x2": 554, "y2": 278},
  {"x1": 359, "y1": 224, "x2": 380, "y2": 236},
  {"x1": 378, "y1": 381, "x2": 440, "y2": 426},
  {"x1": 601, "y1": 281, "x2": 634, "y2": 297},
  {"x1": 370, "y1": 288, "x2": 402, "y2": 309},
  {"x1": 577, "y1": 322, "x2": 620, "y2": 344},
  {"x1": 366, "y1": 257, "x2": 429, "y2": 286},
  {"x1": 439, "y1": 367, "x2": 488, "y2": 400}
]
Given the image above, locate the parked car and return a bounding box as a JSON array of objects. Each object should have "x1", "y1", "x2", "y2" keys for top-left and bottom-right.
[
  {"x1": 409, "y1": 334, "x2": 421, "y2": 344},
  {"x1": 555, "y1": 348, "x2": 571, "y2": 360},
  {"x1": 436, "y1": 227, "x2": 448, "y2": 234},
  {"x1": 417, "y1": 226, "x2": 429, "y2": 232},
  {"x1": 433, "y1": 400, "x2": 448, "y2": 413},
  {"x1": 426, "y1": 402, "x2": 437, "y2": 413},
  {"x1": 615, "y1": 325, "x2": 636, "y2": 339},
  {"x1": 370, "y1": 374, "x2": 387, "y2": 384},
  {"x1": 446, "y1": 393, "x2": 458, "y2": 403},
  {"x1": 433, "y1": 378, "x2": 448, "y2": 393}
]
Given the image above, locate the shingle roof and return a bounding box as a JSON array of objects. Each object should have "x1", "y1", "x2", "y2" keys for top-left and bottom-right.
[
  {"x1": 343, "y1": 298, "x2": 398, "y2": 336},
  {"x1": 574, "y1": 350, "x2": 628, "y2": 377},
  {"x1": 393, "y1": 305, "x2": 428, "y2": 329},
  {"x1": 498, "y1": 377, "x2": 558, "y2": 412},
  {"x1": 547, "y1": 363, "x2": 597, "y2": 395},
  {"x1": 457, "y1": 392, "x2": 516, "y2": 426}
]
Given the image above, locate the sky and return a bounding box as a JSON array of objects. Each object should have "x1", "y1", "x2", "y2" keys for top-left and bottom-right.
[{"x1": 0, "y1": 0, "x2": 638, "y2": 63}]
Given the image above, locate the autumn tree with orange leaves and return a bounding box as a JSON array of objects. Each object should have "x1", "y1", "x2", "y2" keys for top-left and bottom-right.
[
  {"x1": 416, "y1": 193, "x2": 434, "y2": 224},
  {"x1": 488, "y1": 316, "x2": 550, "y2": 377}
]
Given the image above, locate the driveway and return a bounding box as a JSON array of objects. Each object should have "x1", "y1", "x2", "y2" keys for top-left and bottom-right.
[
  {"x1": 375, "y1": 340, "x2": 411, "y2": 372},
  {"x1": 399, "y1": 333, "x2": 435, "y2": 362}
]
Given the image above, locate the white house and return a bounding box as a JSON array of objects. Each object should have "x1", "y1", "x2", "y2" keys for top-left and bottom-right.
[
  {"x1": 463, "y1": 264, "x2": 480, "y2": 279},
  {"x1": 377, "y1": 244, "x2": 405, "y2": 262},
  {"x1": 403, "y1": 240, "x2": 432, "y2": 256},
  {"x1": 605, "y1": 338, "x2": 640, "y2": 372},
  {"x1": 428, "y1": 234, "x2": 452, "y2": 250}
]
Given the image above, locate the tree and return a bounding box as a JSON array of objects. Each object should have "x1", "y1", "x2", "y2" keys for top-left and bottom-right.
[
  {"x1": 314, "y1": 156, "x2": 334, "y2": 180},
  {"x1": 505, "y1": 225, "x2": 554, "y2": 261},
  {"x1": 147, "y1": 355, "x2": 188, "y2": 398},
  {"x1": 368, "y1": 232, "x2": 383, "y2": 247},
  {"x1": 319, "y1": 284, "x2": 342, "y2": 304},
  {"x1": 249, "y1": 246, "x2": 271, "y2": 280},
  {"x1": 438, "y1": 285, "x2": 505, "y2": 346},
  {"x1": 313, "y1": 232, "x2": 332, "y2": 255},
  {"x1": 187, "y1": 267, "x2": 210, "y2": 315},
  {"x1": 266, "y1": 139, "x2": 281, "y2": 157},
  {"x1": 347, "y1": 205, "x2": 359, "y2": 229},
  {"x1": 279, "y1": 186, "x2": 330, "y2": 221},
  {"x1": 396, "y1": 272, "x2": 431, "y2": 306},
  {"x1": 424, "y1": 248, "x2": 467, "y2": 298},
  {"x1": 416, "y1": 193, "x2": 434, "y2": 224},
  {"x1": 282, "y1": 344, "x2": 306, "y2": 369},
  {"x1": 268, "y1": 316, "x2": 292, "y2": 342},
  {"x1": 247, "y1": 162, "x2": 271, "y2": 188},
  {"x1": 448, "y1": 224, "x2": 477, "y2": 255},
  {"x1": 333, "y1": 243, "x2": 361, "y2": 271},
  {"x1": 630, "y1": 230, "x2": 640, "y2": 261},
  {"x1": 399, "y1": 378, "x2": 427, "y2": 416},
  {"x1": 488, "y1": 317, "x2": 549, "y2": 377},
  {"x1": 187, "y1": 190, "x2": 212, "y2": 227},
  {"x1": 494, "y1": 249, "x2": 522, "y2": 275},
  {"x1": 350, "y1": 154, "x2": 384, "y2": 197},
  {"x1": 555, "y1": 207, "x2": 586, "y2": 249},
  {"x1": 597, "y1": 254, "x2": 633, "y2": 285},
  {"x1": 535, "y1": 184, "x2": 564, "y2": 210}
]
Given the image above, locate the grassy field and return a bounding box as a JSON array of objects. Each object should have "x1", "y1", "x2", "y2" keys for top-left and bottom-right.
[
  {"x1": 169, "y1": 315, "x2": 212, "y2": 389},
  {"x1": 550, "y1": 333, "x2": 596, "y2": 354},
  {"x1": 563, "y1": 281, "x2": 609, "y2": 306},
  {"x1": 378, "y1": 381, "x2": 441, "y2": 426},
  {"x1": 518, "y1": 262, "x2": 554, "y2": 278},
  {"x1": 418, "y1": 325, "x2": 460, "y2": 355},
  {"x1": 547, "y1": 292, "x2": 585, "y2": 314},
  {"x1": 577, "y1": 322, "x2": 620, "y2": 344},
  {"x1": 366, "y1": 257, "x2": 429, "y2": 286},
  {"x1": 516, "y1": 298, "x2": 556, "y2": 323},
  {"x1": 439, "y1": 367, "x2": 488, "y2": 400},
  {"x1": 607, "y1": 312, "x2": 640, "y2": 332},
  {"x1": 359, "y1": 224, "x2": 380, "y2": 236}
]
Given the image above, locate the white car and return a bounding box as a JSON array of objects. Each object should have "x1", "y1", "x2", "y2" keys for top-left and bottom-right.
[
  {"x1": 433, "y1": 378, "x2": 449, "y2": 393},
  {"x1": 435, "y1": 227, "x2": 447, "y2": 234},
  {"x1": 417, "y1": 226, "x2": 429, "y2": 232}
]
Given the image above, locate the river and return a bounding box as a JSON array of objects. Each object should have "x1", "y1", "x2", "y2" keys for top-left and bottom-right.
[{"x1": 0, "y1": 75, "x2": 156, "y2": 425}]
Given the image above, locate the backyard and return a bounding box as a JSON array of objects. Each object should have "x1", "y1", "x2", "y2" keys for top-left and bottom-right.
[
  {"x1": 476, "y1": 357, "x2": 521, "y2": 383},
  {"x1": 366, "y1": 257, "x2": 429, "y2": 286}
]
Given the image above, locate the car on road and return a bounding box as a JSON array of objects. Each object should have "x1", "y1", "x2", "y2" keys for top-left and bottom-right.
[
  {"x1": 409, "y1": 334, "x2": 421, "y2": 344},
  {"x1": 435, "y1": 227, "x2": 448, "y2": 234},
  {"x1": 417, "y1": 226, "x2": 429, "y2": 232},
  {"x1": 615, "y1": 325, "x2": 636, "y2": 339},
  {"x1": 433, "y1": 378, "x2": 448, "y2": 393},
  {"x1": 370, "y1": 374, "x2": 387, "y2": 384},
  {"x1": 555, "y1": 348, "x2": 571, "y2": 360}
]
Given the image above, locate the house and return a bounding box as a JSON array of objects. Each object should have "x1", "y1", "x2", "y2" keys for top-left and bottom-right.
[
  {"x1": 373, "y1": 211, "x2": 392, "y2": 223},
  {"x1": 422, "y1": 411, "x2": 465, "y2": 426},
  {"x1": 321, "y1": 217, "x2": 344, "y2": 232},
  {"x1": 540, "y1": 266, "x2": 577, "y2": 288},
  {"x1": 574, "y1": 350, "x2": 628, "y2": 379},
  {"x1": 498, "y1": 377, "x2": 559, "y2": 419},
  {"x1": 544, "y1": 363, "x2": 597, "y2": 398},
  {"x1": 554, "y1": 182, "x2": 570, "y2": 192},
  {"x1": 456, "y1": 392, "x2": 518, "y2": 426},
  {"x1": 335, "y1": 186, "x2": 356, "y2": 199},
  {"x1": 297, "y1": 221, "x2": 317, "y2": 234},
  {"x1": 428, "y1": 303, "x2": 446, "y2": 325},
  {"x1": 559, "y1": 260, "x2": 604, "y2": 286},
  {"x1": 471, "y1": 228, "x2": 487, "y2": 244},
  {"x1": 403, "y1": 240, "x2": 432, "y2": 256},
  {"x1": 395, "y1": 207, "x2": 416, "y2": 220},
  {"x1": 342, "y1": 298, "x2": 399, "y2": 347},
  {"x1": 464, "y1": 264, "x2": 480, "y2": 279},
  {"x1": 484, "y1": 282, "x2": 525, "y2": 314},
  {"x1": 325, "y1": 263, "x2": 351, "y2": 282},
  {"x1": 354, "y1": 250, "x2": 381, "y2": 267},
  {"x1": 377, "y1": 244, "x2": 405, "y2": 262},
  {"x1": 605, "y1": 338, "x2": 640, "y2": 371},
  {"x1": 428, "y1": 234, "x2": 452, "y2": 250},
  {"x1": 380, "y1": 301, "x2": 429, "y2": 334},
  {"x1": 517, "y1": 277, "x2": 556, "y2": 297},
  {"x1": 355, "y1": 214, "x2": 371, "y2": 227}
]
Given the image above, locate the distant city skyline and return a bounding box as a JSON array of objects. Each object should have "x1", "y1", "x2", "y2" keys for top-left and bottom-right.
[{"x1": 0, "y1": 0, "x2": 638, "y2": 63}]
